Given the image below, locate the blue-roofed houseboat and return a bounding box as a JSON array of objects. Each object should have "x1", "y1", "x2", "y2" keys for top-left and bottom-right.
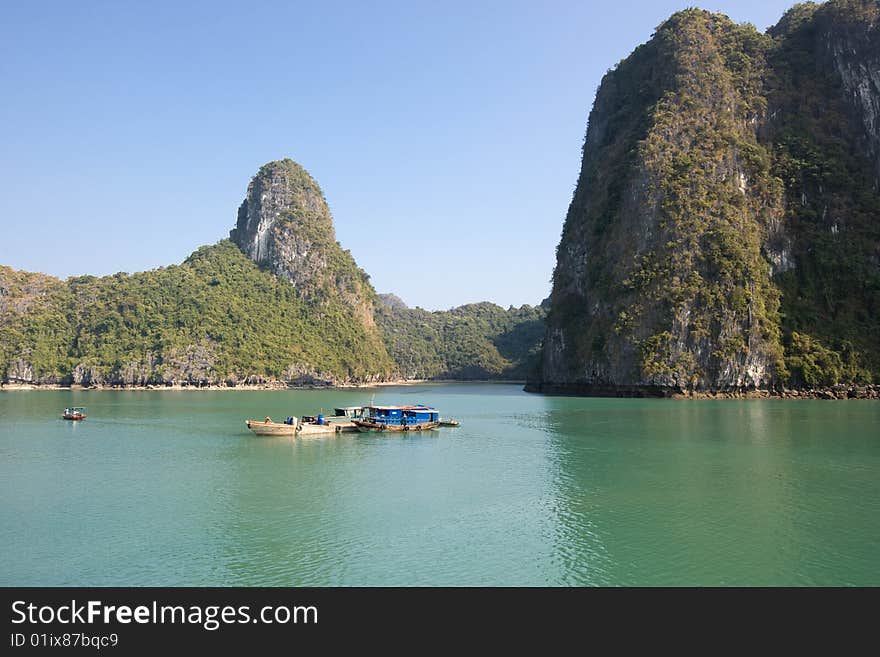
[{"x1": 352, "y1": 405, "x2": 440, "y2": 432}]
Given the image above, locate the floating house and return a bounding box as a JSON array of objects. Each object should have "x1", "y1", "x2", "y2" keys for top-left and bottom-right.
[{"x1": 354, "y1": 405, "x2": 440, "y2": 432}]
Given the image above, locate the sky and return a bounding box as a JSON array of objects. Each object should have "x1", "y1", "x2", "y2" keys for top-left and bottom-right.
[{"x1": 1, "y1": 0, "x2": 802, "y2": 310}]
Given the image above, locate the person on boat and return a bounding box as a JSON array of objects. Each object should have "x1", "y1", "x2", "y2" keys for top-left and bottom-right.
[{"x1": 265, "y1": 416, "x2": 271, "y2": 423}]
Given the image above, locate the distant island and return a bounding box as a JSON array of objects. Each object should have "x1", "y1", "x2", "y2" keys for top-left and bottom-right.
[
  {"x1": 0, "y1": 159, "x2": 544, "y2": 388},
  {"x1": 2, "y1": 1, "x2": 879, "y2": 399}
]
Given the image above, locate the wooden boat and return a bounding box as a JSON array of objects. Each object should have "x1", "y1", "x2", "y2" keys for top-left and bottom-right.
[
  {"x1": 62, "y1": 407, "x2": 87, "y2": 421},
  {"x1": 295, "y1": 408, "x2": 361, "y2": 435},
  {"x1": 353, "y1": 405, "x2": 440, "y2": 433},
  {"x1": 246, "y1": 416, "x2": 298, "y2": 436},
  {"x1": 297, "y1": 419, "x2": 358, "y2": 435},
  {"x1": 353, "y1": 419, "x2": 438, "y2": 432},
  {"x1": 439, "y1": 419, "x2": 460, "y2": 427}
]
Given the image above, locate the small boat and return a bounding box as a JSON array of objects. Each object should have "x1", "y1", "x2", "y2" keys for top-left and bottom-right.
[
  {"x1": 246, "y1": 416, "x2": 298, "y2": 436},
  {"x1": 295, "y1": 407, "x2": 362, "y2": 435},
  {"x1": 439, "y1": 419, "x2": 460, "y2": 427},
  {"x1": 62, "y1": 407, "x2": 87, "y2": 421},
  {"x1": 353, "y1": 405, "x2": 440, "y2": 433}
]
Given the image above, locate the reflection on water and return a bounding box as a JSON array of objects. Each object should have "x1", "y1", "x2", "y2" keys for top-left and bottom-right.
[
  {"x1": 539, "y1": 398, "x2": 880, "y2": 585},
  {"x1": 1, "y1": 385, "x2": 878, "y2": 585}
]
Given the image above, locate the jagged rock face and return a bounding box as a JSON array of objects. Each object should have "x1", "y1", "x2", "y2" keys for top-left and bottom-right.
[
  {"x1": 765, "y1": 0, "x2": 880, "y2": 380},
  {"x1": 231, "y1": 159, "x2": 336, "y2": 293},
  {"x1": 230, "y1": 159, "x2": 377, "y2": 326},
  {"x1": 376, "y1": 293, "x2": 408, "y2": 311},
  {"x1": 769, "y1": 2, "x2": 880, "y2": 179},
  {"x1": 820, "y1": 3, "x2": 880, "y2": 182},
  {"x1": 1, "y1": 161, "x2": 400, "y2": 387},
  {"x1": 1, "y1": 161, "x2": 397, "y2": 386},
  {"x1": 535, "y1": 1, "x2": 880, "y2": 394},
  {"x1": 8, "y1": 357, "x2": 34, "y2": 383},
  {"x1": 539, "y1": 10, "x2": 785, "y2": 393}
]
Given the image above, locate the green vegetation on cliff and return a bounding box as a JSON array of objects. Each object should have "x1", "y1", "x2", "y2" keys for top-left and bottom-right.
[
  {"x1": 0, "y1": 250, "x2": 545, "y2": 386},
  {"x1": 375, "y1": 295, "x2": 546, "y2": 380},
  {"x1": 0, "y1": 269, "x2": 72, "y2": 383},
  {"x1": 628, "y1": 11, "x2": 786, "y2": 386},
  {"x1": 0, "y1": 241, "x2": 395, "y2": 385},
  {"x1": 545, "y1": 9, "x2": 786, "y2": 391},
  {"x1": 766, "y1": 0, "x2": 880, "y2": 382},
  {"x1": 0, "y1": 156, "x2": 545, "y2": 387},
  {"x1": 230, "y1": 159, "x2": 378, "y2": 312},
  {"x1": 1, "y1": 158, "x2": 406, "y2": 387},
  {"x1": 538, "y1": 1, "x2": 880, "y2": 392}
]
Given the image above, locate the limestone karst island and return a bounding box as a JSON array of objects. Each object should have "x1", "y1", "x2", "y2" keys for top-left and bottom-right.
[
  {"x1": 1, "y1": 159, "x2": 546, "y2": 389},
  {"x1": 1, "y1": 1, "x2": 879, "y2": 399}
]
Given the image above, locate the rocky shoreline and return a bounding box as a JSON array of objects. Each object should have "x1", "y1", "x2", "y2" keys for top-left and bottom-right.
[
  {"x1": 673, "y1": 385, "x2": 880, "y2": 400},
  {"x1": 523, "y1": 382, "x2": 879, "y2": 400},
  {"x1": 4, "y1": 379, "x2": 876, "y2": 399},
  {"x1": 0, "y1": 378, "x2": 523, "y2": 392},
  {"x1": 0, "y1": 380, "x2": 417, "y2": 392}
]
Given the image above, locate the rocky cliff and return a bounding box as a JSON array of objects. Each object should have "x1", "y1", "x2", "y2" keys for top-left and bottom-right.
[
  {"x1": 1, "y1": 160, "x2": 396, "y2": 386},
  {"x1": 230, "y1": 159, "x2": 378, "y2": 327},
  {"x1": 766, "y1": 0, "x2": 880, "y2": 387},
  {"x1": 1, "y1": 158, "x2": 546, "y2": 387},
  {"x1": 531, "y1": 1, "x2": 880, "y2": 395}
]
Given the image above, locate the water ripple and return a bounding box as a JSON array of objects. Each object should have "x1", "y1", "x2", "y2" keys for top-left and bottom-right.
[{"x1": 1, "y1": 388, "x2": 878, "y2": 585}]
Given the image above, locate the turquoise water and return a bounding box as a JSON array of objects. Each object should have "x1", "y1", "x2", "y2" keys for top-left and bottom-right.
[{"x1": 1, "y1": 384, "x2": 878, "y2": 586}]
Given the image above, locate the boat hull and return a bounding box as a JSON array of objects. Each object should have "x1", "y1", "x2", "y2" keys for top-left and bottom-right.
[
  {"x1": 297, "y1": 421, "x2": 358, "y2": 436},
  {"x1": 352, "y1": 420, "x2": 439, "y2": 433},
  {"x1": 246, "y1": 420, "x2": 297, "y2": 436},
  {"x1": 62, "y1": 414, "x2": 86, "y2": 421}
]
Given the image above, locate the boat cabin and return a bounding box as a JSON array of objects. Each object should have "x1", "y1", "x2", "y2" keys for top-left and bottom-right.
[
  {"x1": 362, "y1": 405, "x2": 439, "y2": 426},
  {"x1": 333, "y1": 407, "x2": 364, "y2": 419}
]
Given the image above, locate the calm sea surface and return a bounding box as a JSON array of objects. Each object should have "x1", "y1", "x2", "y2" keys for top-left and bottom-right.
[{"x1": 1, "y1": 383, "x2": 878, "y2": 586}]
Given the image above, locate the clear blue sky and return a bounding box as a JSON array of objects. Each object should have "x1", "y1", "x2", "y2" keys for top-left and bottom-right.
[{"x1": 1, "y1": 0, "x2": 800, "y2": 310}]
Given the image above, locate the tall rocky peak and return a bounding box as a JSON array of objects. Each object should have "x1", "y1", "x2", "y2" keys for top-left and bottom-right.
[
  {"x1": 539, "y1": 10, "x2": 783, "y2": 393},
  {"x1": 789, "y1": 1, "x2": 880, "y2": 181},
  {"x1": 763, "y1": 0, "x2": 880, "y2": 384},
  {"x1": 230, "y1": 159, "x2": 377, "y2": 325},
  {"x1": 231, "y1": 159, "x2": 337, "y2": 291},
  {"x1": 1, "y1": 159, "x2": 397, "y2": 386},
  {"x1": 533, "y1": 1, "x2": 880, "y2": 395}
]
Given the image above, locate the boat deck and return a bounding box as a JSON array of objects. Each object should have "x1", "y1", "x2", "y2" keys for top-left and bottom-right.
[{"x1": 297, "y1": 420, "x2": 358, "y2": 435}]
